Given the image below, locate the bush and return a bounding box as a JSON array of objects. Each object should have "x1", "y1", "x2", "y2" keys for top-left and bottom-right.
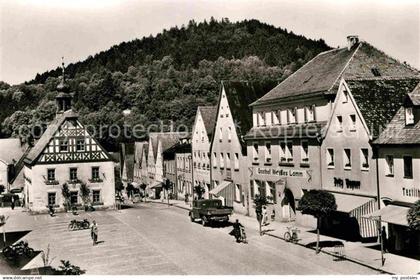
[{"x1": 407, "y1": 200, "x2": 420, "y2": 231}]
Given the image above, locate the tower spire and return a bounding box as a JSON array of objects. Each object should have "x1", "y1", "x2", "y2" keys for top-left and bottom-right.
[{"x1": 56, "y1": 57, "x2": 72, "y2": 114}]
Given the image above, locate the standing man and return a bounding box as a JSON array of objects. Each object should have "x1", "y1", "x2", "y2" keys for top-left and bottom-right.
[
  {"x1": 90, "y1": 220, "x2": 98, "y2": 246},
  {"x1": 10, "y1": 196, "x2": 15, "y2": 210}
]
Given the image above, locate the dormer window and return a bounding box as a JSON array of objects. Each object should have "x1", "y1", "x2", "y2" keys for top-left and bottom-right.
[
  {"x1": 405, "y1": 107, "x2": 414, "y2": 125},
  {"x1": 371, "y1": 68, "x2": 381, "y2": 77}
]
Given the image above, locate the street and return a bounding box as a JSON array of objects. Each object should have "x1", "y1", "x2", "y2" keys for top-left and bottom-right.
[{"x1": 1, "y1": 203, "x2": 380, "y2": 275}]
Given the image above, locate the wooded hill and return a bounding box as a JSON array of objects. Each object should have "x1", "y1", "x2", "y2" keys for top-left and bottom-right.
[{"x1": 0, "y1": 18, "x2": 330, "y2": 151}]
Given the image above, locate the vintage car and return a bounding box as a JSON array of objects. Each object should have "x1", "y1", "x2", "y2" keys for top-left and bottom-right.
[{"x1": 189, "y1": 199, "x2": 233, "y2": 226}]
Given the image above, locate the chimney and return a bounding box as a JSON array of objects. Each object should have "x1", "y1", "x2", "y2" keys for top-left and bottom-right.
[{"x1": 347, "y1": 35, "x2": 359, "y2": 50}]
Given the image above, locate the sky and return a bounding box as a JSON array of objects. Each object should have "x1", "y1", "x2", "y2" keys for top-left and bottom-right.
[{"x1": 0, "y1": 0, "x2": 419, "y2": 85}]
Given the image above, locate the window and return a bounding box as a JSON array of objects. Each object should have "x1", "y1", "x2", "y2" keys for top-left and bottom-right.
[
  {"x1": 343, "y1": 89, "x2": 349, "y2": 103},
  {"x1": 226, "y1": 153, "x2": 231, "y2": 170},
  {"x1": 337, "y1": 116, "x2": 343, "y2": 132},
  {"x1": 327, "y1": 149, "x2": 335, "y2": 168},
  {"x1": 219, "y1": 127, "x2": 223, "y2": 142},
  {"x1": 234, "y1": 153, "x2": 239, "y2": 170},
  {"x1": 280, "y1": 142, "x2": 286, "y2": 162},
  {"x1": 272, "y1": 111, "x2": 280, "y2": 125},
  {"x1": 70, "y1": 191, "x2": 78, "y2": 205},
  {"x1": 344, "y1": 149, "x2": 352, "y2": 169},
  {"x1": 405, "y1": 107, "x2": 414, "y2": 125},
  {"x1": 253, "y1": 112, "x2": 258, "y2": 127},
  {"x1": 350, "y1": 115, "x2": 356, "y2": 131},
  {"x1": 305, "y1": 106, "x2": 315, "y2": 122},
  {"x1": 371, "y1": 68, "x2": 381, "y2": 77},
  {"x1": 259, "y1": 112, "x2": 266, "y2": 126},
  {"x1": 228, "y1": 127, "x2": 232, "y2": 142},
  {"x1": 70, "y1": 168, "x2": 78, "y2": 181},
  {"x1": 76, "y1": 139, "x2": 85, "y2": 151},
  {"x1": 220, "y1": 153, "x2": 224, "y2": 169},
  {"x1": 267, "y1": 181, "x2": 277, "y2": 204},
  {"x1": 253, "y1": 143, "x2": 259, "y2": 161},
  {"x1": 301, "y1": 141, "x2": 309, "y2": 162},
  {"x1": 48, "y1": 193, "x2": 56, "y2": 206},
  {"x1": 286, "y1": 142, "x2": 293, "y2": 162},
  {"x1": 213, "y1": 152, "x2": 217, "y2": 168},
  {"x1": 47, "y1": 169, "x2": 55, "y2": 181},
  {"x1": 91, "y1": 167, "x2": 100, "y2": 180},
  {"x1": 287, "y1": 108, "x2": 296, "y2": 124},
  {"x1": 404, "y1": 156, "x2": 413, "y2": 179},
  {"x1": 265, "y1": 142, "x2": 272, "y2": 162},
  {"x1": 59, "y1": 139, "x2": 68, "y2": 152},
  {"x1": 93, "y1": 190, "x2": 101, "y2": 203},
  {"x1": 265, "y1": 112, "x2": 272, "y2": 126},
  {"x1": 385, "y1": 155, "x2": 394, "y2": 176},
  {"x1": 235, "y1": 184, "x2": 241, "y2": 202},
  {"x1": 361, "y1": 149, "x2": 369, "y2": 170}
]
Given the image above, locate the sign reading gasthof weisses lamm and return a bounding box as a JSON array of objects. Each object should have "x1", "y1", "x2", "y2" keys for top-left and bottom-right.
[{"x1": 255, "y1": 167, "x2": 309, "y2": 178}]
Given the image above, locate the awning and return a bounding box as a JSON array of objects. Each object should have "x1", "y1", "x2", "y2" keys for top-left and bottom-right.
[
  {"x1": 333, "y1": 193, "x2": 375, "y2": 213},
  {"x1": 146, "y1": 181, "x2": 162, "y2": 190},
  {"x1": 209, "y1": 181, "x2": 232, "y2": 196},
  {"x1": 363, "y1": 205, "x2": 409, "y2": 227}
]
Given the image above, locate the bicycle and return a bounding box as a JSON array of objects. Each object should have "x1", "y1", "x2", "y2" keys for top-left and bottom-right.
[{"x1": 284, "y1": 226, "x2": 300, "y2": 243}]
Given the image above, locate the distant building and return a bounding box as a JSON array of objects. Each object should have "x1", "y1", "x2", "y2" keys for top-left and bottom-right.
[
  {"x1": 146, "y1": 132, "x2": 185, "y2": 198},
  {"x1": 120, "y1": 142, "x2": 135, "y2": 187},
  {"x1": 373, "y1": 83, "x2": 420, "y2": 253},
  {"x1": 246, "y1": 36, "x2": 419, "y2": 226},
  {"x1": 133, "y1": 141, "x2": 148, "y2": 187},
  {"x1": 192, "y1": 106, "x2": 217, "y2": 199},
  {"x1": 0, "y1": 138, "x2": 25, "y2": 192},
  {"x1": 211, "y1": 81, "x2": 273, "y2": 215},
  {"x1": 321, "y1": 78, "x2": 419, "y2": 240},
  {"x1": 23, "y1": 63, "x2": 115, "y2": 213}
]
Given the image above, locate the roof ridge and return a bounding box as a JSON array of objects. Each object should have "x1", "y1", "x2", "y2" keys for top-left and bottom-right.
[{"x1": 328, "y1": 42, "x2": 362, "y2": 92}]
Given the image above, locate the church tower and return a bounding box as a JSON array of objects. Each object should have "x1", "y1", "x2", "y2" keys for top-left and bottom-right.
[{"x1": 56, "y1": 58, "x2": 73, "y2": 115}]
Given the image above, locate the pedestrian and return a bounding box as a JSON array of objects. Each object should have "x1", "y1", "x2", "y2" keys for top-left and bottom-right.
[
  {"x1": 90, "y1": 220, "x2": 98, "y2": 246},
  {"x1": 381, "y1": 226, "x2": 388, "y2": 253},
  {"x1": 11, "y1": 196, "x2": 15, "y2": 210},
  {"x1": 262, "y1": 205, "x2": 268, "y2": 225},
  {"x1": 184, "y1": 193, "x2": 189, "y2": 204}
]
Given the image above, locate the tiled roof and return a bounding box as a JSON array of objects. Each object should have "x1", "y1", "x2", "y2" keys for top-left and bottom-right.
[
  {"x1": 375, "y1": 82, "x2": 420, "y2": 145},
  {"x1": 198, "y1": 106, "x2": 217, "y2": 137},
  {"x1": 0, "y1": 138, "x2": 24, "y2": 165},
  {"x1": 407, "y1": 84, "x2": 420, "y2": 105},
  {"x1": 244, "y1": 122, "x2": 327, "y2": 140},
  {"x1": 253, "y1": 42, "x2": 419, "y2": 105},
  {"x1": 346, "y1": 78, "x2": 420, "y2": 138},
  {"x1": 24, "y1": 110, "x2": 79, "y2": 165},
  {"x1": 222, "y1": 80, "x2": 275, "y2": 141}
]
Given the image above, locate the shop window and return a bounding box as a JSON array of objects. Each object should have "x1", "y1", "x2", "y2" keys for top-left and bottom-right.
[
  {"x1": 385, "y1": 155, "x2": 394, "y2": 176},
  {"x1": 404, "y1": 156, "x2": 413, "y2": 179},
  {"x1": 344, "y1": 149, "x2": 352, "y2": 169}
]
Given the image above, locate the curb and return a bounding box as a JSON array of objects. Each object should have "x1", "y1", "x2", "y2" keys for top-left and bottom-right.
[{"x1": 148, "y1": 200, "x2": 191, "y2": 211}]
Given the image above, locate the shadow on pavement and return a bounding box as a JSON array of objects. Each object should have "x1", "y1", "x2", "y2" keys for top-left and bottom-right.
[{"x1": 306, "y1": 240, "x2": 344, "y2": 249}]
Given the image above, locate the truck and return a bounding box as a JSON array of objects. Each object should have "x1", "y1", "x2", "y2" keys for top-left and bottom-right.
[{"x1": 189, "y1": 199, "x2": 233, "y2": 226}]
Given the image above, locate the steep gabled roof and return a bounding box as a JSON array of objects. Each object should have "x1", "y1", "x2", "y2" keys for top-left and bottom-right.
[
  {"x1": 24, "y1": 110, "x2": 79, "y2": 165},
  {"x1": 222, "y1": 81, "x2": 275, "y2": 140},
  {"x1": 346, "y1": 78, "x2": 419, "y2": 138},
  {"x1": 253, "y1": 42, "x2": 419, "y2": 105},
  {"x1": 375, "y1": 82, "x2": 420, "y2": 145},
  {"x1": 121, "y1": 143, "x2": 135, "y2": 181},
  {"x1": 149, "y1": 132, "x2": 187, "y2": 160},
  {"x1": 198, "y1": 106, "x2": 217, "y2": 137},
  {"x1": 134, "y1": 141, "x2": 148, "y2": 165},
  {"x1": 407, "y1": 83, "x2": 420, "y2": 105}
]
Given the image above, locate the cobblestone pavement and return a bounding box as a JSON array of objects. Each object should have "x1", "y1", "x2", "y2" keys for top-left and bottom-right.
[{"x1": 2, "y1": 204, "x2": 380, "y2": 275}]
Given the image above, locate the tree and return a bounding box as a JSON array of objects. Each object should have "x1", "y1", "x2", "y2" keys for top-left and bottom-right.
[
  {"x1": 253, "y1": 194, "x2": 268, "y2": 236},
  {"x1": 298, "y1": 190, "x2": 337, "y2": 253},
  {"x1": 193, "y1": 184, "x2": 205, "y2": 200},
  {"x1": 115, "y1": 180, "x2": 124, "y2": 196},
  {"x1": 407, "y1": 200, "x2": 420, "y2": 231},
  {"x1": 61, "y1": 183, "x2": 71, "y2": 211},
  {"x1": 79, "y1": 183, "x2": 91, "y2": 210}
]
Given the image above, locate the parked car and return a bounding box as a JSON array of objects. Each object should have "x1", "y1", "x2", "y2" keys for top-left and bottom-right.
[{"x1": 189, "y1": 199, "x2": 233, "y2": 226}]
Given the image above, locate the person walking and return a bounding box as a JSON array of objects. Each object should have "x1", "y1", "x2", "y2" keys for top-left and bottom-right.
[
  {"x1": 262, "y1": 205, "x2": 268, "y2": 226},
  {"x1": 90, "y1": 220, "x2": 98, "y2": 246},
  {"x1": 381, "y1": 226, "x2": 388, "y2": 253},
  {"x1": 10, "y1": 196, "x2": 15, "y2": 210}
]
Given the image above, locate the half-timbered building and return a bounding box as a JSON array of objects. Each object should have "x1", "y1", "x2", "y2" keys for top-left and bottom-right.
[{"x1": 23, "y1": 63, "x2": 115, "y2": 212}]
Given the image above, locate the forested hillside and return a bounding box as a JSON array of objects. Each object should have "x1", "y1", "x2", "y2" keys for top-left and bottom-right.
[{"x1": 0, "y1": 18, "x2": 330, "y2": 151}]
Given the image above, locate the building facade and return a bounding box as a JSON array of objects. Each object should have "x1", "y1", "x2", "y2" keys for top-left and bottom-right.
[
  {"x1": 211, "y1": 81, "x2": 273, "y2": 215},
  {"x1": 0, "y1": 138, "x2": 25, "y2": 192},
  {"x1": 192, "y1": 106, "x2": 217, "y2": 199},
  {"x1": 373, "y1": 83, "x2": 420, "y2": 254},
  {"x1": 23, "y1": 65, "x2": 115, "y2": 212},
  {"x1": 246, "y1": 36, "x2": 420, "y2": 227}
]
